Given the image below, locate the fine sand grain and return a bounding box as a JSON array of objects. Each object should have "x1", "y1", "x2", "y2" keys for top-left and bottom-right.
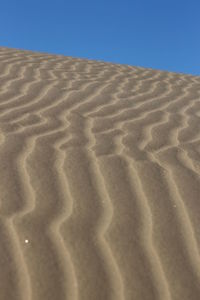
[{"x1": 0, "y1": 46, "x2": 200, "y2": 300}]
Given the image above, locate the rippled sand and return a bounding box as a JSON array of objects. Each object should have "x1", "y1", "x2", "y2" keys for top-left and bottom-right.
[{"x1": 0, "y1": 46, "x2": 200, "y2": 300}]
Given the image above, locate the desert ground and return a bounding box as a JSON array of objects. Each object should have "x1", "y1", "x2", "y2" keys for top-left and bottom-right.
[{"x1": 0, "y1": 46, "x2": 200, "y2": 300}]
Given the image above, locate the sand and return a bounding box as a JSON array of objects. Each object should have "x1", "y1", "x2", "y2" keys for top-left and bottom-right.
[{"x1": 0, "y1": 46, "x2": 200, "y2": 300}]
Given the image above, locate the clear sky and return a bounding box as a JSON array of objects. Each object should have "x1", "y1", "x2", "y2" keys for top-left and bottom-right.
[{"x1": 1, "y1": 0, "x2": 200, "y2": 75}]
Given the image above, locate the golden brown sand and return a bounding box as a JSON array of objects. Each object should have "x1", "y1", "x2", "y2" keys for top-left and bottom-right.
[{"x1": 0, "y1": 46, "x2": 200, "y2": 300}]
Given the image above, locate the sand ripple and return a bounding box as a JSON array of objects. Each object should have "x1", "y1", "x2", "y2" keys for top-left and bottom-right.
[{"x1": 0, "y1": 46, "x2": 200, "y2": 300}]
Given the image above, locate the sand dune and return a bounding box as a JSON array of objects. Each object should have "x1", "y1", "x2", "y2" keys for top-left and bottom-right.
[{"x1": 0, "y1": 46, "x2": 200, "y2": 300}]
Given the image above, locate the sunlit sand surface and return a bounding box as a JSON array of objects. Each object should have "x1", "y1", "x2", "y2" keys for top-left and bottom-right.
[{"x1": 0, "y1": 46, "x2": 200, "y2": 300}]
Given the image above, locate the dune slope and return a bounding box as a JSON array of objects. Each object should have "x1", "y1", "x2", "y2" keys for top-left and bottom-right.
[{"x1": 0, "y1": 46, "x2": 200, "y2": 300}]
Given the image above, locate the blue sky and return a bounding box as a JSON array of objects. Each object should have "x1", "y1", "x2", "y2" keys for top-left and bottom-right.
[{"x1": 1, "y1": 0, "x2": 200, "y2": 75}]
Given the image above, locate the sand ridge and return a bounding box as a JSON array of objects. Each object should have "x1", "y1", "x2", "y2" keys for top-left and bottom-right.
[{"x1": 0, "y1": 46, "x2": 200, "y2": 300}]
